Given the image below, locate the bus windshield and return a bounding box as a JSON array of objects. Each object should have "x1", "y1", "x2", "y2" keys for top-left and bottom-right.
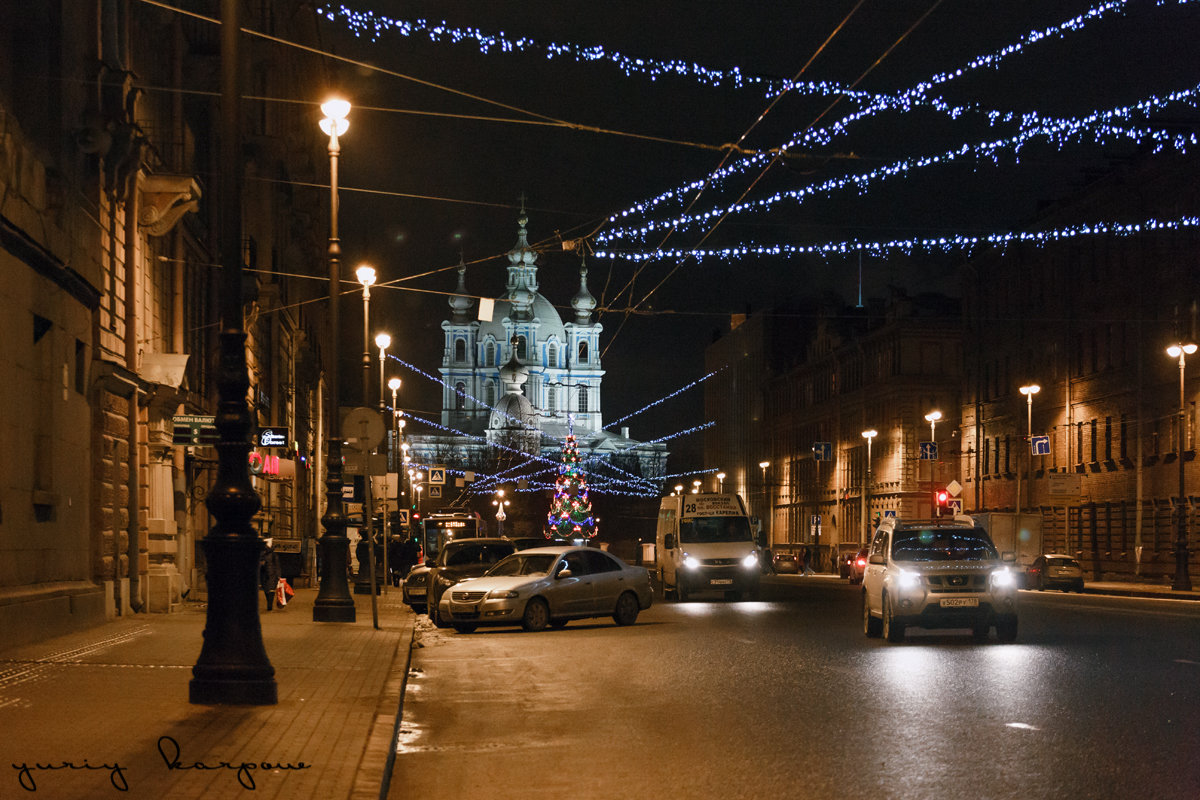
[{"x1": 679, "y1": 516, "x2": 753, "y2": 544}]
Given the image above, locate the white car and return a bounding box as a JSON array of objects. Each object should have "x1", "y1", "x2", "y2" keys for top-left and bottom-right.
[
  {"x1": 862, "y1": 516, "x2": 1019, "y2": 643},
  {"x1": 402, "y1": 563, "x2": 432, "y2": 612},
  {"x1": 437, "y1": 546, "x2": 653, "y2": 634}
]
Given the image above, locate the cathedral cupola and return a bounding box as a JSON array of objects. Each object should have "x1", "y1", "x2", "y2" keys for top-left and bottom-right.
[
  {"x1": 571, "y1": 255, "x2": 597, "y2": 325},
  {"x1": 448, "y1": 255, "x2": 475, "y2": 323}
]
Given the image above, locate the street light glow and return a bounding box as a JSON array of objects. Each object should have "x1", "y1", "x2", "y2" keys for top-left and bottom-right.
[
  {"x1": 318, "y1": 98, "x2": 350, "y2": 137},
  {"x1": 861, "y1": 429, "x2": 877, "y2": 440},
  {"x1": 1167, "y1": 343, "x2": 1198, "y2": 358},
  {"x1": 356, "y1": 263, "x2": 376, "y2": 288},
  {"x1": 924, "y1": 410, "x2": 942, "y2": 423},
  {"x1": 375, "y1": 331, "x2": 391, "y2": 350},
  {"x1": 1019, "y1": 383, "x2": 1041, "y2": 396},
  {"x1": 388, "y1": 377, "x2": 401, "y2": 391}
]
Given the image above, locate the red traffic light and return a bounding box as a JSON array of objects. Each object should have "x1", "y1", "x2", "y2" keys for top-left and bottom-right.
[{"x1": 936, "y1": 490, "x2": 949, "y2": 505}]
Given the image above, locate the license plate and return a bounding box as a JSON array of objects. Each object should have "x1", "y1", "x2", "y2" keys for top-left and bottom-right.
[
  {"x1": 940, "y1": 598, "x2": 979, "y2": 608},
  {"x1": 711, "y1": 578, "x2": 733, "y2": 585}
]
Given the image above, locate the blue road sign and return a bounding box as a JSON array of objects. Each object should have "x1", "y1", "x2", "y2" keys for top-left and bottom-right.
[
  {"x1": 813, "y1": 442, "x2": 833, "y2": 461},
  {"x1": 1031, "y1": 435, "x2": 1050, "y2": 456},
  {"x1": 919, "y1": 441, "x2": 938, "y2": 460}
]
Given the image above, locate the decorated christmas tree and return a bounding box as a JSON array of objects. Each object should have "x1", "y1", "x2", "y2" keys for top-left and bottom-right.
[{"x1": 546, "y1": 434, "x2": 597, "y2": 538}]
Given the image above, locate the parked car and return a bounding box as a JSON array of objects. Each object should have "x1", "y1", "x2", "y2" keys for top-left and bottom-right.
[
  {"x1": 838, "y1": 548, "x2": 860, "y2": 579},
  {"x1": 862, "y1": 516, "x2": 1019, "y2": 643},
  {"x1": 436, "y1": 546, "x2": 653, "y2": 634},
  {"x1": 1025, "y1": 554, "x2": 1085, "y2": 592},
  {"x1": 774, "y1": 552, "x2": 800, "y2": 574},
  {"x1": 847, "y1": 548, "x2": 869, "y2": 584},
  {"x1": 427, "y1": 538, "x2": 518, "y2": 627},
  {"x1": 402, "y1": 562, "x2": 432, "y2": 613}
]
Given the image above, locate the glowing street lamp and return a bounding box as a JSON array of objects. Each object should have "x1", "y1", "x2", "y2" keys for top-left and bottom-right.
[
  {"x1": 493, "y1": 488, "x2": 511, "y2": 536},
  {"x1": 692, "y1": 479, "x2": 701, "y2": 494},
  {"x1": 861, "y1": 430, "x2": 877, "y2": 544},
  {"x1": 925, "y1": 410, "x2": 942, "y2": 517},
  {"x1": 716, "y1": 472, "x2": 726, "y2": 493},
  {"x1": 1018, "y1": 384, "x2": 1041, "y2": 514},
  {"x1": 313, "y1": 94, "x2": 356, "y2": 624},
  {"x1": 1167, "y1": 343, "x2": 1197, "y2": 591}
]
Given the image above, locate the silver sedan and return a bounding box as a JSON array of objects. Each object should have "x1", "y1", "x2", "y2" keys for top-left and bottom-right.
[{"x1": 437, "y1": 546, "x2": 653, "y2": 634}]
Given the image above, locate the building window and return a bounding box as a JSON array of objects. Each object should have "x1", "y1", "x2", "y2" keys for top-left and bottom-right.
[
  {"x1": 548, "y1": 342, "x2": 558, "y2": 368},
  {"x1": 1104, "y1": 416, "x2": 1113, "y2": 461},
  {"x1": 1120, "y1": 414, "x2": 1128, "y2": 460},
  {"x1": 578, "y1": 341, "x2": 589, "y2": 364},
  {"x1": 455, "y1": 382, "x2": 466, "y2": 410},
  {"x1": 485, "y1": 341, "x2": 496, "y2": 366},
  {"x1": 578, "y1": 387, "x2": 588, "y2": 413},
  {"x1": 548, "y1": 386, "x2": 557, "y2": 413},
  {"x1": 515, "y1": 335, "x2": 528, "y2": 360},
  {"x1": 1090, "y1": 418, "x2": 1098, "y2": 462},
  {"x1": 455, "y1": 339, "x2": 466, "y2": 362},
  {"x1": 485, "y1": 381, "x2": 496, "y2": 408}
]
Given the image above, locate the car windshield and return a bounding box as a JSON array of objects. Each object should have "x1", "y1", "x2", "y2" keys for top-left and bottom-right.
[
  {"x1": 679, "y1": 516, "x2": 752, "y2": 544},
  {"x1": 486, "y1": 553, "x2": 557, "y2": 577},
  {"x1": 1048, "y1": 557, "x2": 1079, "y2": 567},
  {"x1": 891, "y1": 527, "x2": 998, "y2": 562}
]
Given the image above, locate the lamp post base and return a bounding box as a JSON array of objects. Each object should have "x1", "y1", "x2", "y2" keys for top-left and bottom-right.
[{"x1": 313, "y1": 534, "x2": 357, "y2": 623}]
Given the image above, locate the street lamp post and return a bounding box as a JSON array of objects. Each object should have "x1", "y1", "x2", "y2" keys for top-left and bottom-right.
[
  {"x1": 493, "y1": 488, "x2": 510, "y2": 536},
  {"x1": 925, "y1": 410, "x2": 942, "y2": 517},
  {"x1": 190, "y1": 0, "x2": 276, "y2": 703},
  {"x1": 716, "y1": 472, "x2": 726, "y2": 493},
  {"x1": 354, "y1": 265, "x2": 379, "y2": 608},
  {"x1": 386, "y1": 376, "x2": 401, "y2": 590},
  {"x1": 861, "y1": 430, "x2": 877, "y2": 544},
  {"x1": 375, "y1": 332, "x2": 391, "y2": 595},
  {"x1": 312, "y1": 96, "x2": 356, "y2": 623},
  {"x1": 1018, "y1": 384, "x2": 1040, "y2": 514},
  {"x1": 758, "y1": 461, "x2": 770, "y2": 547},
  {"x1": 1167, "y1": 343, "x2": 1196, "y2": 591},
  {"x1": 692, "y1": 479, "x2": 702, "y2": 494}
]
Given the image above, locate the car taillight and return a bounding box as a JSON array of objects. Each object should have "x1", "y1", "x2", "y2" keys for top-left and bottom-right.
[{"x1": 856, "y1": 558, "x2": 867, "y2": 567}]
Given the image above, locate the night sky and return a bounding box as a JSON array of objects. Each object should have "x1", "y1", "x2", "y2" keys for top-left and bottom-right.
[{"x1": 302, "y1": 0, "x2": 1199, "y2": 471}]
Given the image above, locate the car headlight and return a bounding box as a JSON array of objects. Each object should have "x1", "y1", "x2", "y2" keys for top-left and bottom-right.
[
  {"x1": 895, "y1": 570, "x2": 921, "y2": 590},
  {"x1": 991, "y1": 568, "x2": 1016, "y2": 588},
  {"x1": 742, "y1": 552, "x2": 759, "y2": 568},
  {"x1": 487, "y1": 589, "x2": 519, "y2": 599},
  {"x1": 683, "y1": 554, "x2": 701, "y2": 569}
]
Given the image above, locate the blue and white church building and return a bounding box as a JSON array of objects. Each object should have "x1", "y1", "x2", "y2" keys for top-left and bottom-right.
[{"x1": 407, "y1": 210, "x2": 667, "y2": 497}]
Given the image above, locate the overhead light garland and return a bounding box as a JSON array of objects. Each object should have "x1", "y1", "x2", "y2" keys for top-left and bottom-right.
[
  {"x1": 598, "y1": 84, "x2": 1200, "y2": 244},
  {"x1": 595, "y1": 214, "x2": 1200, "y2": 263}
]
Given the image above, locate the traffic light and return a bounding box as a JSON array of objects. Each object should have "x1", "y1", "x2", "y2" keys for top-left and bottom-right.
[{"x1": 933, "y1": 486, "x2": 950, "y2": 516}]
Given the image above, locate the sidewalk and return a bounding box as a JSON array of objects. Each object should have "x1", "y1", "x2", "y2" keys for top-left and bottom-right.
[{"x1": 0, "y1": 586, "x2": 416, "y2": 800}]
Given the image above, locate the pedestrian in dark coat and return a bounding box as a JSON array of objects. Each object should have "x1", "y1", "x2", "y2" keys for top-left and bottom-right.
[{"x1": 259, "y1": 538, "x2": 282, "y2": 611}]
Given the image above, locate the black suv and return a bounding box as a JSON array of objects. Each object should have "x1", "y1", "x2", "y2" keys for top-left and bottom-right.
[{"x1": 427, "y1": 538, "x2": 517, "y2": 627}]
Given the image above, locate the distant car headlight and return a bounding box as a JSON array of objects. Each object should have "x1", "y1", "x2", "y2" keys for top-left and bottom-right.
[
  {"x1": 487, "y1": 589, "x2": 519, "y2": 599},
  {"x1": 991, "y1": 568, "x2": 1017, "y2": 588},
  {"x1": 742, "y1": 553, "x2": 759, "y2": 568},
  {"x1": 683, "y1": 555, "x2": 701, "y2": 569},
  {"x1": 896, "y1": 570, "x2": 921, "y2": 589}
]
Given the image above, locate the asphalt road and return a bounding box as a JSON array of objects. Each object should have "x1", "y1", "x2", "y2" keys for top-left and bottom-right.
[{"x1": 389, "y1": 576, "x2": 1200, "y2": 800}]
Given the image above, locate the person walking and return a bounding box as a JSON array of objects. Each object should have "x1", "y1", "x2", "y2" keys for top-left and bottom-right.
[{"x1": 259, "y1": 537, "x2": 282, "y2": 611}]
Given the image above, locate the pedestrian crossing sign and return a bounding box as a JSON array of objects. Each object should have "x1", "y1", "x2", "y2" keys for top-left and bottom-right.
[{"x1": 429, "y1": 467, "x2": 446, "y2": 485}]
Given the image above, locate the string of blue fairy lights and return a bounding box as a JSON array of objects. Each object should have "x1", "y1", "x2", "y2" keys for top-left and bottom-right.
[
  {"x1": 597, "y1": 84, "x2": 1200, "y2": 245},
  {"x1": 595, "y1": 214, "x2": 1200, "y2": 263},
  {"x1": 597, "y1": 0, "x2": 1188, "y2": 229}
]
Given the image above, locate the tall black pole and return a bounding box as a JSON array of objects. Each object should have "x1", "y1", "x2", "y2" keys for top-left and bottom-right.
[
  {"x1": 312, "y1": 105, "x2": 356, "y2": 622},
  {"x1": 190, "y1": 0, "x2": 277, "y2": 705},
  {"x1": 1173, "y1": 349, "x2": 1192, "y2": 591}
]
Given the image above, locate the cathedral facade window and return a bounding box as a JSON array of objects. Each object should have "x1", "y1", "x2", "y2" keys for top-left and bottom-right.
[
  {"x1": 578, "y1": 341, "x2": 589, "y2": 364},
  {"x1": 454, "y1": 338, "x2": 466, "y2": 362}
]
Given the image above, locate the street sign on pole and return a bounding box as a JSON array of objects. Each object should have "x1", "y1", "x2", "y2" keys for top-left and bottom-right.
[
  {"x1": 919, "y1": 441, "x2": 938, "y2": 460},
  {"x1": 1031, "y1": 435, "x2": 1050, "y2": 455},
  {"x1": 813, "y1": 442, "x2": 833, "y2": 461},
  {"x1": 429, "y1": 467, "x2": 446, "y2": 485}
]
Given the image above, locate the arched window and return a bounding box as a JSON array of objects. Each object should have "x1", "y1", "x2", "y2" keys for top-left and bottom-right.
[
  {"x1": 516, "y1": 335, "x2": 528, "y2": 360},
  {"x1": 547, "y1": 386, "x2": 557, "y2": 413},
  {"x1": 485, "y1": 341, "x2": 496, "y2": 366},
  {"x1": 577, "y1": 386, "x2": 588, "y2": 413},
  {"x1": 578, "y1": 340, "x2": 589, "y2": 364},
  {"x1": 547, "y1": 342, "x2": 558, "y2": 368},
  {"x1": 485, "y1": 381, "x2": 496, "y2": 408},
  {"x1": 454, "y1": 339, "x2": 466, "y2": 362},
  {"x1": 455, "y1": 382, "x2": 466, "y2": 410}
]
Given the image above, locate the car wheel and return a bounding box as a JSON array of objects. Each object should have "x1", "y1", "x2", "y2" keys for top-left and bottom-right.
[
  {"x1": 863, "y1": 592, "x2": 882, "y2": 638},
  {"x1": 452, "y1": 623, "x2": 477, "y2": 634},
  {"x1": 431, "y1": 600, "x2": 451, "y2": 629},
  {"x1": 883, "y1": 594, "x2": 905, "y2": 643},
  {"x1": 1036, "y1": 575, "x2": 1045, "y2": 592},
  {"x1": 613, "y1": 592, "x2": 640, "y2": 626},
  {"x1": 1075, "y1": 581, "x2": 1085, "y2": 593},
  {"x1": 996, "y1": 616, "x2": 1018, "y2": 642},
  {"x1": 522, "y1": 598, "x2": 550, "y2": 632},
  {"x1": 413, "y1": 604, "x2": 426, "y2": 615},
  {"x1": 550, "y1": 618, "x2": 569, "y2": 629}
]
